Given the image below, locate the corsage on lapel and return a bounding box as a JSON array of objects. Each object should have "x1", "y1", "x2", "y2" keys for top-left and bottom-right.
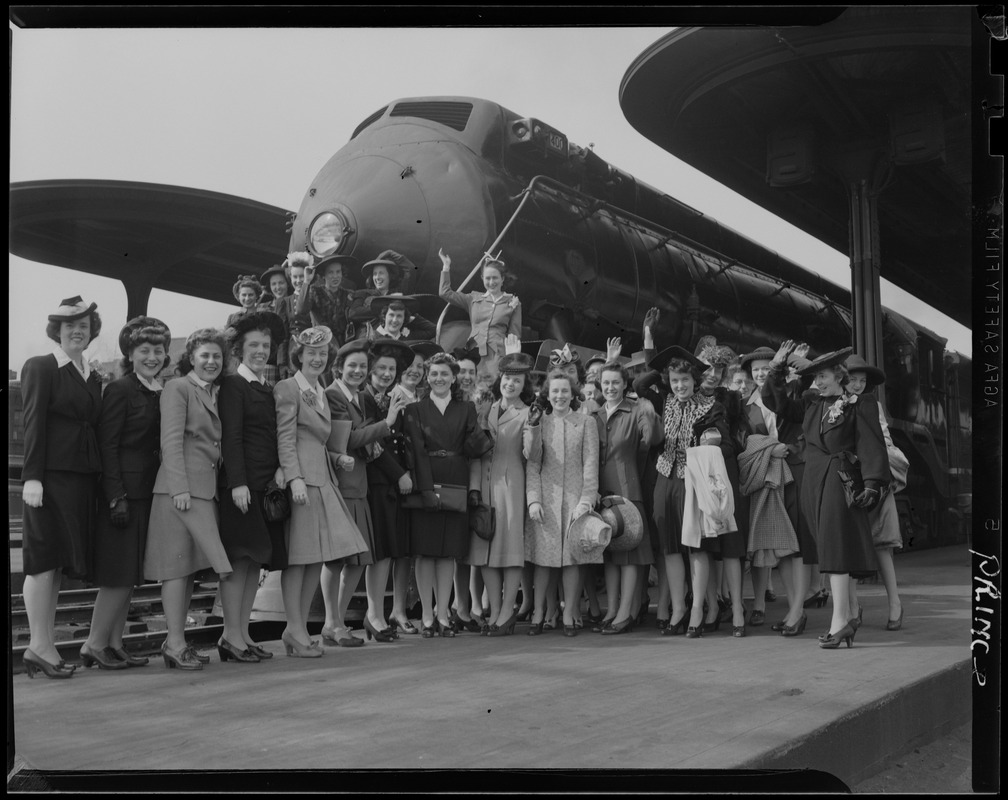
[{"x1": 824, "y1": 392, "x2": 857, "y2": 424}]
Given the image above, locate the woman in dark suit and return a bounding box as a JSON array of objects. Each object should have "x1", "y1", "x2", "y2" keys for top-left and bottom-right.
[
  {"x1": 81, "y1": 316, "x2": 171, "y2": 671},
  {"x1": 20, "y1": 296, "x2": 103, "y2": 679},
  {"x1": 216, "y1": 311, "x2": 288, "y2": 663},
  {"x1": 145, "y1": 329, "x2": 234, "y2": 670},
  {"x1": 402, "y1": 352, "x2": 490, "y2": 637}
]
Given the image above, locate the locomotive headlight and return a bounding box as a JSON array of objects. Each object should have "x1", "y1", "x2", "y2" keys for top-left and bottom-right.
[{"x1": 308, "y1": 211, "x2": 350, "y2": 257}]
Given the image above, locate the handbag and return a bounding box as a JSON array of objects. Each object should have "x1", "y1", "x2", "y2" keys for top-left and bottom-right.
[
  {"x1": 400, "y1": 483, "x2": 468, "y2": 512},
  {"x1": 836, "y1": 451, "x2": 864, "y2": 509},
  {"x1": 262, "y1": 482, "x2": 291, "y2": 522},
  {"x1": 470, "y1": 502, "x2": 496, "y2": 541}
]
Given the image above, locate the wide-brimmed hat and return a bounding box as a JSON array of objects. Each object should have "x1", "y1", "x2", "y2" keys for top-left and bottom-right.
[
  {"x1": 599, "y1": 496, "x2": 644, "y2": 552},
  {"x1": 315, "y1": 254, "x2": 358, "y2": 285},
  {"x1": 407, "y1": 340, "x2": 442, "y2": 361},
  {"x1": 259, "y1": 264, "x2": 290, "y2": 289},
  {"x1": 844, "y1": 353, "x2": 886, "y2": 387},
  {"x1": 232, "y1": 274, "x2": 263, "y2": 303},
  {"x1": 694, "y1": 336, "x2": 737, "y2": 368},
  {"x1": 799, "y1": 347, "x2": 853, "y2": 376},
  {"x1": 648, "y1": 345, "x2": 708, "y2": 374},
  {"x1": 788, "y1": 355, "x2": 812, "y2": 372},
  {"x1": 497, "y1": 352, "x2": 534, "y2": 375},
  {"x1": 226, "y1": 310, "x2": 286, "y2": 350},
  {"x1": 48, "y1": 295, "x2": 97, "y2": 323},
  {"x1": 336, "y1": 338, "x2": 371, "y2": 361},
  {"x1": 566, "y1": 511, "x2": 612, "y2": 564},
  {"x1": 370, "y1": 338, "x2": 415, "y2": 371},
  {"x1": 118, "y1": 315, "x2": 171, "y2": 357},
  {"x1": 293, "y1": 326, "x2": 333, "y2": 349},
  {"x1": 368, "y1": 292, "x2": 418, "y2": 314},
  {"x1": 739, "y1": 347, "x2": 777, "y2": 372},
  {"x1": 585, "y1": 353, "x2": 608, "y2": 370},
  {"x1": 361, "y1": 250, "x2": 407, "y2": 283}
]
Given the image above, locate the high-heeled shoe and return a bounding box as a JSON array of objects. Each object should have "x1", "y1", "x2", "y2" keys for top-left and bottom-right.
[
  {"x1": 281, "y1": 630, "x2": 323, "y2": 658},
  {"x1": 322, "y1": 626, "x2": 364, "y2": 647},
  {"x1": 765, "y1": 589, "x2": 777, "y2": 603},
  {"x1": 685, "y1": 625, "x2": 703, "y2": 638},
  {"x1": 23, "y1": 649, "x2": 74, "y2": 679},
  {"x1": 527, "y1": 620, "x2": 545, "y2": 636},
  {"x1": 601, "y1": 617, "x2": 633, "y2": 635},
  {"x1": 80, "y1": 644, "x2": 130, "y2": 670},
  {"x1": 819, "y1": 622, "x2": 855, "y2": 649},
  {"x1": 585, "y1": 611, "x2": 605, "y2": 625},
  {"x1": 542, "y1": 612, "x2": 559, "y2": 631},
  {"x1": 185, "y1": 646, "x2": 211, "y2": 664},
  {"x1": 700, "y1": 615, "x2": 721, "y2": 634},
  {"x1": 780, "y1": 614, "x2": 808, "y2": 637},
  {"x1": 717, "y1": 596, "x2": 733, "y2": 624},
  {"x1": 436, "y1": 619, "x2": 456, "y2": 638},
  {"x1": 488, "y1": 612, "x2": 518, "y2": 637},
  {"x1": 162, "y1": 642, "x2": 204, "y2": 670},
  {"x1": 217, "y1": 638, "x2": 260, "y2": 663},
  {"x1": 515, "y1": 607, "x2": 533, "y2": 623},
  {"x1": 749, "y1": 609, "x2": 766, "y2": 626},
  {"x1": 857, "y1": 605, "x2": 864, "y2": 624},
  {"x1": 363, "y1": 618, "x2": 396, "y2": 643},
  {"x1": 770, "y1": 619, "x2": 788, "y2": 632},
  {"x1": 592, "y1": 616, "x2": 615, "y2": 633},
  {"x1": 656, "y1": 617, "x2": 669, "y2": 632},
  {"x1": 451, "y1": 613, "x2": 484, "y2": 634},
  {"x1": 634, "y1": 602, "x2": 649, "y2": 626},
  {"x1": 389, "y1": 616, "x2": 418, "y2": 635},
  {"x1": 662, "y1": 615, "x2": 688, "y2": 636},
  {"x1": 803, "y1": 590, "x2": 828, "y2": 609},
  {"x1": 886, "y1": 607, "x2": 905, "y2": 631},
  {"x1": 420, "y1": 621, "x2": 437, "y2": 638},
  {"x1": 111, "y1": 646, "x2": 149, "y2": 666},
  {"x1": 733, "y1": 622, "x2": 747, "y2": 638},
  {"x1": 246, "y1": 643, "x2": 272, "y2": 660},
  {"x1": 563, "y1": 624, "x2": 578, "y2": 637}
]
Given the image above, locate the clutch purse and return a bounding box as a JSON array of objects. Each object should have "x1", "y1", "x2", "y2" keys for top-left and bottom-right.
[
  {"x1": 262, "y1": 482, "x2": 291, "y2": 522},
  {"x1": 401, "y1": 483, "x2": 468, "y2": 512},
  {"x1": 837, "y1": 451, "x2": 864, "y2": 509}
]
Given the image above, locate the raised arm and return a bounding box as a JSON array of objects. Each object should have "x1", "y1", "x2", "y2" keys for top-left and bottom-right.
[{"x1": 437, "y1": 249, "x2": 475, "y2": 312}]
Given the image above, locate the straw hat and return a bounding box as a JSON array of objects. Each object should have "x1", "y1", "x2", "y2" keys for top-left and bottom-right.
[
  {"x1": 48, "y1": 295, "x2": 97, "y2": 322},
  {"x1": 599, "y1": 496, "x2": 644, "y2": 552},
  {"x1": 566, "y1": 511, "x2": 612, "y2": 564}
]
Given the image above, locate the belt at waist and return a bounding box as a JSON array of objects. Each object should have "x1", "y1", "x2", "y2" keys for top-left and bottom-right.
[{"x1": 427, "y1": 450, "x2": 461, "y2": 458}]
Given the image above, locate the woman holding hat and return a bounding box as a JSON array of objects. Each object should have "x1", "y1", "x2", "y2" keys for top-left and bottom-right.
[
  {"x1": 274, "y1": 326, "x2": 369, "y2": 657},
  {"x1": 524, "y1": 368, "x2": 600, "y2": 637},
  {"x1": 296, "y1": 254, "x2": 356, "y2": 346},
  {"x1": 324, "y1": 338, "x2": 409, "y2": 644},
  {"x1": 257, "y1": 264, "x2": 294, "y2": 382},
  {"x1": 844, "y1": 353, "x2": 904, "y2": 631},
  {"x1": 216, "y1": 311, "x2": 288, "y2": 663},
  {"x1": 439, "y1": 248, "x2": 522, "y2": 384},
  {"x1": 20, "y1": 296, "x2": 104, "y2": 678},
  {"x1": 402, "y1": 352, "x2": 490, "y2": 637},
  {"x1": 774, "y1": 343, "x2": 886, "y2": 648},
  {"x1": 226, "y1": 275, "x2": 265, "y2": 329},
  {"x1": 466, "y1": 352, "x2": 536, "y2": 636},
  {"x1": 81, "y1": 316, "x2": 171, "y2": 671},
  {"x1": 145, "y1": 328, "x2": 234, "y2": 670},
  {"x1": 591, "y1": 361, "x2": 660, "y2": 635},
  {"x1": 633, "y1": 345, "x2": 740, "y2": 637}
]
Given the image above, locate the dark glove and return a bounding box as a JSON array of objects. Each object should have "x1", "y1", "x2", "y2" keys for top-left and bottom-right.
[
  {"x1": 468, "y1": 490, "x2": 482, "y2": 508},
  {"x1": 110, "y1": 498, "x2": 130, "y2": 528},
  {"x1": 422, "y1": 490, "x2": 440, "y2": 510},
  {"x1": 527, "y1": 403, "x2": 544, "y2": 427},
  {"x1": 643, "y1": 306, "x2": 660, "y2": 333},
  {"x1": 854, "y1": 487, "x2": 881, "y2": 511}
]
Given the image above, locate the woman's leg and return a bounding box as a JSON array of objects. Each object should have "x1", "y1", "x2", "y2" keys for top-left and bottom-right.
[
  {"x1": 751, "y1": 566, "x2": 769, "y2": 617},
  {"x1": 481, "y1": 567, "x2": 503, "y2": 626},
  {"x1": 688, "y1": 551, "x2": 710, "y2": 629},
  {"x1": 453, "y1": 562, "x2": 472, "y2": 620},
  {"x1": 300, "y1": 563, "x2": 322, "y2": 638},
  {"x1": 561, "y1": 565, "x2": 581, "y2": 626},
  {"x1": 654, "y1": 556, "x2": 671, "y2": 623},
  {"x1": 848, "y1": 576, "x2": 860, "y2": 622},
  {"x1": 531, "y1": 565, "x2": 551, "y2": 625},
  {"x1": 545, "y1": 568, "x2": 560, "y2": 624},
  {"x1": 240, "y1": 567, "x2": 261, "y2": 645},
  {"x1": 517, "y1": 563, "x2": 534, "y2": 616},
  {"x1": 161, "y1": 575, "x2": 191, "y2": 652},
  {"x1": 108, "y1": 588, "x2": 135, "y2": 651},
  {"x1": 281, "y1": 565, "x2": 305, "y2": 641},
  {"x1": 415, "y1": 556, "x2": 436, "y2": 627},
  {"x1": 664, "y1": 553, "x2": 686, "y2": 624},
  {"x1": 498, "y1": 567, "x2": 522, "y2": 627},
  {"x1": 584, "y1": 565, "x2": 603, "y2": 618},
  {"x1": 337, "y1": 563, "x2": 366, "y2": 632},
  {"x1": 220, "y1": 556, "x2": 252, "y2": 646},
  {"x1": 613, "y1": 565, "x2": 638, "y2": 625},
  {"x1": 470, "y1": 567, "x2": 485, "y2": 618},
  {"x1": 390, "y1": 557, "x2": 412, "y2": 624},
  {"x1": 435, "y1": 558, "x2": 456, "y2": 626},
  {"x1": 828, "y1": 573, "x2": 852, "y2": 634},
  {"x1": 875, "y1": 547, "x2": 903, "y2": 621},
  {"x1": 781, "y1": 557, "x2": 809, "y2": 628},
  {"x1": 320, "y1": 562, "x2": 340, "y2": 631},
  {"x1": 723, "y1": 558, "x2": 746, "y2": 628},
  {"x1": 85, "y1": 585, "x2": 133, "y2": 651},
  {"x1": 602, "y1": 562, "x2": 619, "y2": 623},
  {"x1": 24, "y1": 569, "x2": 61, "y2": 662},
  {"x1": 364, "y1": 558, "x2": 392, "y2": 630}
]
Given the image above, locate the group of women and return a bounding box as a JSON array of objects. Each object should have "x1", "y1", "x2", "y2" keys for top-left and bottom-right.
[{"x1": 20, "y1": 258, "x2": 905, "y2": 678}]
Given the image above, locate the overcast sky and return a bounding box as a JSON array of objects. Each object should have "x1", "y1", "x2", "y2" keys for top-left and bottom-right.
[{"x1": 8, "y1": 25, "x2": 972, "y2": 372}]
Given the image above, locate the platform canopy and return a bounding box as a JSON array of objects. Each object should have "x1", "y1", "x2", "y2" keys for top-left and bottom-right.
[
  {"x1": 619, "y1": 6, "x2": 973, "y2": 327},
  {"x1": 9, "y1": 180, "x2": 292, "y2": 315}
]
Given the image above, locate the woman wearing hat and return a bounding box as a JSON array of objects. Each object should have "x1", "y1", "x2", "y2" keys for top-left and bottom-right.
[
  {"x1": 438, "y1": 248, "x2": 522, "y2": 384},
  {"x1": 257, "y1": 264, "x2": 294, "y2": 382},
  {"x1": 591, "y1": 361, "x2": 660, "y2": 635},
  {"x1": 279, "y1": 251, "x2": 314, "y2": 339},
  {"x1": 633, "y1": 345, "x2": 741, "y2": 637},
  {"x1": 738, "y1": 343, "x2": 817, "y2": 636},
  {"x1": 20, "y1": 296, "x2": 104, "y2": 678},
  {"x1": 216, "y1": 311, "x2": 289, "y2": 663},
  {"x1": 402, "y1": 352, "x2": 490, "y2": 637},
  {"x1": 226, "y1": 275, "x2": 265, "y2": 329},
  {"x1": 274, "y1": 326, "x2": 369, "y2": 657},
  {"x1": 324, "y1": 339, "x2": 409, "y2": 644},
  {"x1": 464, "y1": 352, "x2": 536, "y2": 636},
  {"x1": 349, "y1": 251, "x2": 436, "y2": 341},
  {"x1": 772, "y1": 343, "x2": 887, "y2": 648},
  {"x1": 525, "y1": 368, "x2": 600, "y2": 637},
  {"x1": 81, "y1": 317, "x2": 171, "y2": 671},
  {"x1": 145, "y1": 328, "x2": 234, "y2": 670},
  {"x1": 844, "y1": 353, "x2": 904, "y2": 631},
  {"x1": 296, "y1": 254, "x2": 356, "y2": 346}
]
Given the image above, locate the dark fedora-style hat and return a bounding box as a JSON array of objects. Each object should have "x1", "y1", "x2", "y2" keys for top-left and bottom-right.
[
  {"x1": 739, "y1": 346, "x2": 777, "y2": 372},
  {"x1": 315, "y1": 254, "x2": 358, "y2": 284},
  {"x1": 599, "y1": 496, "x2": 644, "y2": 553},
  {"x1": 260, "y1": 263, "x2": 291, "y2": 288},
  {"x1": 118, "y1": 315, "x2": 171, "y2": 357},
  {"x1": 409, "y1": 340, "x2": 443, "y2": 360},
  {"x1": 336, "y1": 337, "x2": 371, "y2": 360},
  {"x1": 49, "y1": 295, "x2": 97, "y2": 322},
  {"x1": 361, "y1": 250, "x2": 406, "y2": 283},
  {"x1": 497, "y1": 352, "x2": 534, "y2": 375},
  {"x1": 648, "y1": 345, "x2": 708, "y2": 374},
  {"x1": 844, "y1": 353, "x2": 886, "y2": 387},
  {"x1": 370, "y1": 338, "x2": 415, "y2": 371},
  {"x1": 798, "y1": 347, "x2": 853, "y2": 376},
  {"x1": 226, "y1": 310, "x2": 286, "y2": 349}
]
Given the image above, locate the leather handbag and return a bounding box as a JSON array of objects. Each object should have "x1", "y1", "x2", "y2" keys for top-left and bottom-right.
[
  {"x1": 837, "y1": 451, "x2": 864, "y2": 509},
  {"x1": 470, "y1": 502, "x2": 496, "y2": 541},
  {"x1": 262, "y1": 482, "x2": 291, "y2": 522},
  {"x1": 401, "y1": 483, "x2": 468, "y2": 512}
]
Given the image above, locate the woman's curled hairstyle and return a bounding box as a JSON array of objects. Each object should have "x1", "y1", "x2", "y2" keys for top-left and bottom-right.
[
  {"x1": 537, "y1": 367, "x2": 581, "y2": 413},
  {"x1": 45, "y1": 310, "x2": 103, "y2": 345}
]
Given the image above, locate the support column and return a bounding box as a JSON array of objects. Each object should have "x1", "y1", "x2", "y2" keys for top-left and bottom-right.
[{"x1": 123, "y1": 278, "x2": 153, "y2": 321}]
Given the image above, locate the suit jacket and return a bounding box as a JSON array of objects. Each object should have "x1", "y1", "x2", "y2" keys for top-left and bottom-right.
[
  {"x1": 98, "y1": 374, "x2": 161, "y2": 502},
  {"x1": 21, "y1": 353, "x2": 103, "y2": 480},
  {"x1": 274, "y1": 375, "x2": 334, "y2": 487},
  {"x1": 439, "y1": 271, "x2": 521, "y2": 357},
  {"x1": 219, "y1": 373, "x2": 279, "y2": 491},
  {"x1": 152, "y1": 373, "x2": 222, "y2": 500},
  {"x1": 360, "y1": 386, "x2": 409, "y2": 487},
  {"x1": 325, "y1": 380, "x2": 390, "y2": 499},
  {"x1": 593, "y1": 398, "x2": 659, "y2": 504}
]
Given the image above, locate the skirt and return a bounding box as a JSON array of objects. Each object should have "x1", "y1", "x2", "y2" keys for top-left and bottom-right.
[
  {"x1": 342, "y1": 496, "x2": 376, "y2": 567},
  {"x1": 409, "y1": 507, "x2": 469, "y2": 560},
  {"x1": 92, "y1": 497, "x2": 152, "y2": 587},
  {"x1": 870, "y1": 491, "x2": 903, "y2": 549},
  {"x1": 285, "y1": 483, "x2": 369, "y2": 566},
  {"x1": 144, "y1": 494, "x2": 232, "y2": 581},
  {"x1": 604, "y1": 499, "x2": 655, "y2": 566},
  {"x1": 368, "y1": 483, "x2": 409, "y2": 561},
  {"x1": 653, "y1": 473, "x2": 688, "y2": 556},
  {"x1": 219, "y1": 487, "x2": 287, "y2": 569},
  {"x1": 22, "y1": 470, "x2": 97, "y2": 580}
]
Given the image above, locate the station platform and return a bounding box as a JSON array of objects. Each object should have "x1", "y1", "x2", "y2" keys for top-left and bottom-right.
[{"x1": 8, "y1": 545, "x2": 973, "y2": 791}]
